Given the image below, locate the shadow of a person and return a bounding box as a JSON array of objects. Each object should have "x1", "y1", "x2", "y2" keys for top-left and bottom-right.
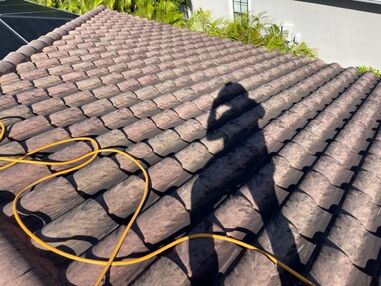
[{"x1": 188, "y1": 82, "x2": 301, "y2": 285}]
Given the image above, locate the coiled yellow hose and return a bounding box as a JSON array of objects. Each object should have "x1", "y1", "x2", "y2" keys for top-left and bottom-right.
[{"x1": 0, "y1": 121, "x2": 315, "y2": 286}]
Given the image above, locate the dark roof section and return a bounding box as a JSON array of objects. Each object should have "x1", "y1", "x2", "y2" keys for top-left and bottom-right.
[
  {"x1": 0, "y1": 6, "x2": 380, "y2": 286},
  {"x1": 0, "y1": 0, "x2": 77, "y2": 58}
]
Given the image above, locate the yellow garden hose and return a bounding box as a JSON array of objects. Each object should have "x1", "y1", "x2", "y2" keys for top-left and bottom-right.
[{"x1": 0, "y1": 120, "x2": 315, "y2": 286}]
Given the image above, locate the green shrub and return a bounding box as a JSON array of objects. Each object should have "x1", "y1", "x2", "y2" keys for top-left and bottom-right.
[
  {"x1": 357, "y1": 65, "x2": 381, "y2": 77},
  {"x1": 33, "y1": 0, "x2": 113, "y2": 14},
  {"x1": 186, "y1": 9, "x2": 316, "y2": 58},
  {"x1": 133, "y1": 0, "x2": 185, "y2": 25},
  {"x1": 185, "y1": 9, "x2": 227, "y2": 38},
  {"x1": 224, "y1": 13, "x2": 267, "y2": 46},
  {"x1": 33, "y1": 0, "x2": 186, "y2": 24}
]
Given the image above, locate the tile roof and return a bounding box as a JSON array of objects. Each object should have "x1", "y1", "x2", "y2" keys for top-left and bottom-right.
[{"x1": 0, "y1": 5, "x2": 380, "y2": 286}]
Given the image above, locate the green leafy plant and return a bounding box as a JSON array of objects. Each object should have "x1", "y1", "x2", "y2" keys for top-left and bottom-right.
[
  {"x1": 186, "y1": 9, "x2": 316, "y2": 58},
  {"x1": 34, "y1": 0, "x2": 105, "y2": 14},
  {"x1": 357, "y1": 65, "x2": 381, "y2": 77},
  {"x1": 223, "y1": 12, "x2": 265, "y2": 45},
  {"x1": 40, "y1": 0, "x2": 186, "y2": 24},
  {"x1": 185, "y1": 9, "x2": 226, "y2": 37},
  {"x1": 133, "y1": 0, "x2": 185, "y2": 25},
  {"x1": 262, "y1": 23, "x2": 288, "y2": 51},
  {"x1": 287, "y1": 42, "x2": 316, "y2": 57}
]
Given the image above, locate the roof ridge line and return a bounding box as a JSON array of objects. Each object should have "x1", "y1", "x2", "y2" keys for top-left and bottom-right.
[{"x1": 0, "y1": 5, "x2": 106, "y2": 76}]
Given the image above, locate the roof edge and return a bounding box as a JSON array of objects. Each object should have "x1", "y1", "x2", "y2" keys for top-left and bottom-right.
[{"x1": 0, "y1": 5, "x2": 106, "y2": 76}]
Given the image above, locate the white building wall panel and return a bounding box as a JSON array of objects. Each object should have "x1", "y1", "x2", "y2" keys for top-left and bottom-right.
[{"x1": 192, "y1": 0, "x2": 381, "y2": 69}]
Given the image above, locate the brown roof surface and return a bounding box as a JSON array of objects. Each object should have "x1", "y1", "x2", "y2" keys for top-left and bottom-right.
[{"x1": 0, "y1": 5, "x2": 381, "y2": 286}]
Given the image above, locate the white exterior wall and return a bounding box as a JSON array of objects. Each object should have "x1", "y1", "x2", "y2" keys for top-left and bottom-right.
[
  {"x1": 192, "y1": 0, "x2": 381, "y2": 69},
  {"x1": 191, "y1": 0, "x2": 233, "y2": 19}
]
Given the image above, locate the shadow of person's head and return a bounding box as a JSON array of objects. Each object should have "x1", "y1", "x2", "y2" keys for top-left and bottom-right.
[{"x1": 206, "y1": 82, "x2": 265, "y2": 142}]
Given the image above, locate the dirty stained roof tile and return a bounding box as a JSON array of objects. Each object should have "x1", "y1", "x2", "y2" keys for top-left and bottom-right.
[{"x1": 0, "y1": 5, "x2": 380, "y2": 286}]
